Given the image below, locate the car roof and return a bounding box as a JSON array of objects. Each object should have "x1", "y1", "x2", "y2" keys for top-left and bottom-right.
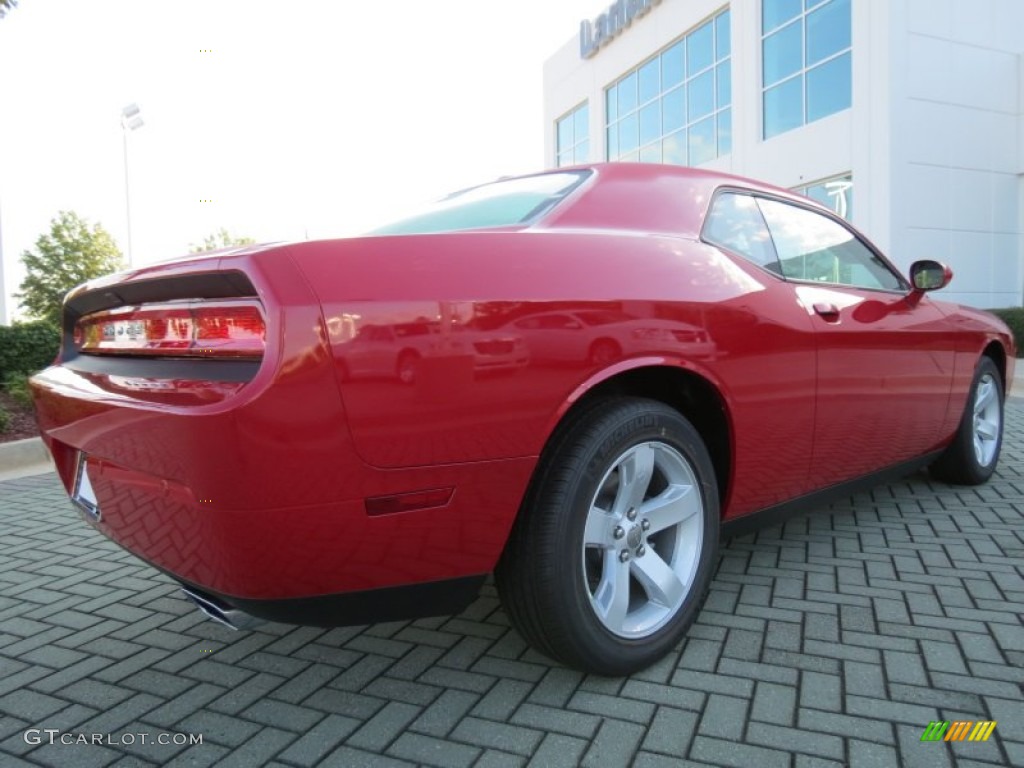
[{"x1": 538, "y1": 162, "x2": 834, "y2": 239}]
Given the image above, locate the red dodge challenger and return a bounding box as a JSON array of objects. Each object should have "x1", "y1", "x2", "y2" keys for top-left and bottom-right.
[{"x1": 31, "y1": 164, "x2": 1014, "y2": 675}]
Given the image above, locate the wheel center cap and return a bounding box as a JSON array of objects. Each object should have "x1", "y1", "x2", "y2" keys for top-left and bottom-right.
[{"x1": 626, "y1": 525, "x2": 643, "y2": 549}]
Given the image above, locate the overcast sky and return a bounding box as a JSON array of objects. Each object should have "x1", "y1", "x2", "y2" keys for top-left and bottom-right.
[{"x1": 0, "y1": 0, "x2": 602, "y2": 319}]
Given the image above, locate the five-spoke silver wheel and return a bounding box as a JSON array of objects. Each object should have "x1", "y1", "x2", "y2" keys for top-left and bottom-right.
[
  {"x1": 582, "y1": 441, "x2": 703, "y2": 639},
  {"x1": 931, "y1": 356, "x2": 1003, "y2": 486},
  {"x1": 972, "y1": 372, "x2": 1001, "y2": 468},
  {"x1": 495, "y1": 397, "x2": 719, "y2": 675}
]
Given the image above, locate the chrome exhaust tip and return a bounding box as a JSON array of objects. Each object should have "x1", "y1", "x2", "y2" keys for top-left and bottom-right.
[{"x1": 180, "y1": 586, "x2": 263, "y2": 631}]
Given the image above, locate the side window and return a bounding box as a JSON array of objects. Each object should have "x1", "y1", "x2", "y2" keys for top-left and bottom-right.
[
  {"x1": 703, "y1": 192, "x2": 782, "y2": 274},
  {"x1": 756, "y1": 198, "x2": 904, "y2": 290}
]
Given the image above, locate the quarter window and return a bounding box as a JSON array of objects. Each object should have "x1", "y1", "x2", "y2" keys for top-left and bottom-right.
[
  {"x1": 556, "y1": 103, "x2": 590, "y2": 167},
  {"x1": 756, "y1": 198, "x2": 902, "y2": 290},
  {"x1": 607, "y1": 9, "x2": 732, "y2": 166},
  {"x1": 762, "y1": 0, "x2": 851, "y2": 139},
  {"x1": 703, "y1": 192, "x2": 780, "y2": 273}
]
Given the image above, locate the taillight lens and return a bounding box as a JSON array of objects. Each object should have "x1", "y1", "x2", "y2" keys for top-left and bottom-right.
[{"x1": 75, "y1": 301, "x2": 265, "y2": 358}]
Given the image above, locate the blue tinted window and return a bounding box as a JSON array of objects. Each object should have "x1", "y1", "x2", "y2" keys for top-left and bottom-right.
[
  {"x1": 717, "y1": 61, "x2": 731, "y2": 106},
  {"x1": 798, "y1": 175, "x2": 853, "y2": 220},
  {"x1": 807, "y1": 0, "x2": 851, "y2": 66},
  {"x1": 639, "y1": 59, "x2": 660, "y2": 104},
  {"x1": 663, "y1": 130, "x2": 686, "y2": 165},
  {"x1": 558, "y1": 118, "x2": 573, "y2": 150},
  {"x1": 662, "y1": 41, "x2": 685, "y2": 88},
  {"x1": 688, "y1": 70, "x2": 714, "y2": 121},
  {"x1": 689, "y1": 117, "x2": 715, "y2": 166},
  {"x1": 716, "y1": 11, "x2": 731, "y2": 60},
  {"x1": 639, "y1": 102, "x2": 661, "y2": 146},
  {"x1": 763, "y1": 22, "x2": 802, "y2": 85},
  {"x1": 373, "y1": 172, "x2": 591, "y2": 235},
  {"x1": 574, "y1": 104, "x2": 589, "y2": 143},
  {"x1": 618, "y1": 72, "x2": 638, "y2": 115},
  {"x1": 764, "y1": 78, "x2": 803, "y2": 138},
  {"x1": 807, "y1": 51, "x2": 851, "y2": 122},
  {"x1": 556, "y1": 102, "x2": 589, "y2": 168},
  {"x1": 606, "y1": 9, "x2": 731, "y2": 166},
  {"x1": 575, "y1": 141, "x2": 589, "y2": 164},
  {"x1": 640, "y1": 143, "x2": 661, "y2": 163},
  {"x1": 764, "y1": 0, "x2": 802, "y2": 33},
  {"x1": 762, "y1": 0, "x2": 851, "y2": 138},
  {"x1": 717, "y1": 109, "x2": 732, "y2": 156},
  {"x1": 619, "y1": 113, "x2": 639, "y2": 155},
  {"x1": 687, "y1": 21, "x2": 714, "y2": 75},
  {"x1": 662, "y1": 86, "x2": 685, "y2": 133}
]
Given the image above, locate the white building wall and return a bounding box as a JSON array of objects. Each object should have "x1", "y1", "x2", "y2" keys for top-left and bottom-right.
[
  {"x1": 892, "y1": 0, "x2": 1024, "y2": 308},
  {"x1": 543, "y1": 0, "x2": 1024, "y2": 308}
]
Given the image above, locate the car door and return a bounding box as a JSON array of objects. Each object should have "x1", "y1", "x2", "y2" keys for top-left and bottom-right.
[{"x1": 755, "y1": 197, "x2": 956, "y2": 489}]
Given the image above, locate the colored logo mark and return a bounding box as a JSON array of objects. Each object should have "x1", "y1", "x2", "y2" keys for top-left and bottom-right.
[{"x1": 920, "y1": 721, "x2": 997, "y2": 742}]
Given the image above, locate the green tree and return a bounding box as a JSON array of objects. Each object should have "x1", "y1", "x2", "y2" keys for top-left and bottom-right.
[
  {"x1": 0, "y1": 1, "x2": 17, "y2": 20},
  {"x1": 189, "y1": 228, "x2": 256, "y2": 254},
  {"x1": 17, "y1": 211, "x2": 124, "y2": 326}
]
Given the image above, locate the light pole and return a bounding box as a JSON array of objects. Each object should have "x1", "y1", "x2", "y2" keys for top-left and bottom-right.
[{"x1": 121, "y1": 103, "x2": 144, "y2": 267}]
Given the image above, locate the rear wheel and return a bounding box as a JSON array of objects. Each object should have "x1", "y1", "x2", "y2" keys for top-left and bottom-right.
[
  {"x1": 495, "y1": 398, "x2": 719, "y2": 675},
  {"x1": 930, "y1": 357, "x2": 1004, "y2": 485}
]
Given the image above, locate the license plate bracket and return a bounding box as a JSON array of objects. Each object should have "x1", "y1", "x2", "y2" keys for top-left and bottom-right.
[{"x1": 71, "y1": 452, "x2": 101, "y2": 521}]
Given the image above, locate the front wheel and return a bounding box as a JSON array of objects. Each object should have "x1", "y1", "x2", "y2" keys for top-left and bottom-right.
[
  {"x1": 495, "y1": 398, "x2": 719, "y2": 675},
  {"x1": 930, "y1": 356, "x2": 1004, "y2": 485}
]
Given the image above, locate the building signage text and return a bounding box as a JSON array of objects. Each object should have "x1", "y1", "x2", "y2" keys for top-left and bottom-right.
[{"x1": 579, "y1": 0, "x2": 663, "y2": 59}]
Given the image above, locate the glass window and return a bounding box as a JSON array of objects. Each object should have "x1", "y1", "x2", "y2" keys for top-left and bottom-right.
[
  {"x1": 756, "y1": 198, "x2": 902, "y2": 290},
  {"x1": 795, "y1": 174, "x2": 854, "y2": 220},
  {"x1": 717, "y1": 109, "x2": 732, "y2": 156},
  {"x1": 662, "y1": 41, "x2": 685, "y2": 88},
  {"x1": 806, "y1": 0, "x2": 851, "y2": 65},
  {"x1": 762, "y1": 0, "x2": 851, "y2": 139},
  {"x1": 687, "y1": 21, "x2": 714, "y2": 75},
  {"x1": 556, "y1": 102, "x2": 590, "y2": 168},
  {"x1": 607, "y1": 9, "x2": 731, "y2": 167},
  {"x1": 763, "y1": 0, "x2": 802, "y2": 33},
  {"x1": 764, "y1": 77, "x2": 803, "y2": 138},
  {"x1": 806, "y1": 52, "x2": 851, "y2": 123},
  {"x1": 639, "y1": 102, "x2": 661, "y2": 146},
  {"x1": 639, "y1": 59, "x2": 660, "y2": 104},
  {"x1": 663, "y1": 87, "x2": 686, "y2": 133},
  {"x1": 703, "y1": 192, "x2": 780, "y2": 271},
  {"x1": 370, "y1": 171, "x2": 591, "y2": 235},
  {"x1": 763, "y1": 21, "x2": 802, "y2": 86}
]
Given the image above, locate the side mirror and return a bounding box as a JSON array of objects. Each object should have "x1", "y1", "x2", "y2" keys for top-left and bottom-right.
[{"x1": 909, "y1": 260, "x2": 953, "y2": 293}]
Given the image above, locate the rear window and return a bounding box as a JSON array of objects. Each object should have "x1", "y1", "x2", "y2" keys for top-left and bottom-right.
[{"x1": 369, "y1": 171, "x2": 590, "y2": 235}]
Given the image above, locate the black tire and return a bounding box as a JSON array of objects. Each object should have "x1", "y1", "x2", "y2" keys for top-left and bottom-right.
[
  {"x1": 495, "y1": 397, "x2": 719, "y2": 676},
  {"x1": 930, "y1": 357, "x2": 1004, "y2": 485}
]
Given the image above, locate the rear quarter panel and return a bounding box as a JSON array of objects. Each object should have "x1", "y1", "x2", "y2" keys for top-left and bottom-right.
[{"x1": 288, "y1": 230, "x2": 820, "y2": 518}]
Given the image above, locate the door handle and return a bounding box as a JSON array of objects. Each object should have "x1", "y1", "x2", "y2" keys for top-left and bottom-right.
[{"x1": 813, "y1": 302, "x2": 841, "y2": 322}]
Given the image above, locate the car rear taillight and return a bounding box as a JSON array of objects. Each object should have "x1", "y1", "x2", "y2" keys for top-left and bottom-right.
[{"x1": 75, "y1": 300, "x2": 265, "y2": 358}]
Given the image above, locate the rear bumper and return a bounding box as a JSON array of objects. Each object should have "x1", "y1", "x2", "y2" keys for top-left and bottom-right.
[
  {"x1": 39, "y1": 420, "x2": 533, "y2": 605},
  {"x1": 177, "y1": 574, "x2": 487, "y2": 628}
]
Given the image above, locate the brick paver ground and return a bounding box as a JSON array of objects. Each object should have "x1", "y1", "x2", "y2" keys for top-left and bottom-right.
[{"x1": 1, "y1": 405, "x2": 1022, "y2": 767}]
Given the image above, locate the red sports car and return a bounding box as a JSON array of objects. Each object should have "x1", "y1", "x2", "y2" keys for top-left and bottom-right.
[{"x1": 30, "y1": 163, "x2": 1014, "y2": 675}]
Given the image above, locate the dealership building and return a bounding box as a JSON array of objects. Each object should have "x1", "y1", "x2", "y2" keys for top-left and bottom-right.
[{"x1": 544, "y1": 0, "x2": 1024, "y2": 308}]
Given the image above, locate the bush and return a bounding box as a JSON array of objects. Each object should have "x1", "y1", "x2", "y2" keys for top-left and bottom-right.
[
  {"x1": 0, "y1": 405, "x2": 9, "y2": 433},
  {"x1": 0, "y1": 321, "x2": 60, "y2": 379},
  {"x1": 3, "y1": 371, "x2": 33, "y2": 408},
  {"x1": 987, "y1": 308, "x2": 1024, "y2": 358}
]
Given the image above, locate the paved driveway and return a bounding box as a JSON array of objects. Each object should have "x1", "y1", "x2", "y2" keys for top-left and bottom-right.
[{"x1": 1, "y1": 406, "x2": 1022, "y2": 768}]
